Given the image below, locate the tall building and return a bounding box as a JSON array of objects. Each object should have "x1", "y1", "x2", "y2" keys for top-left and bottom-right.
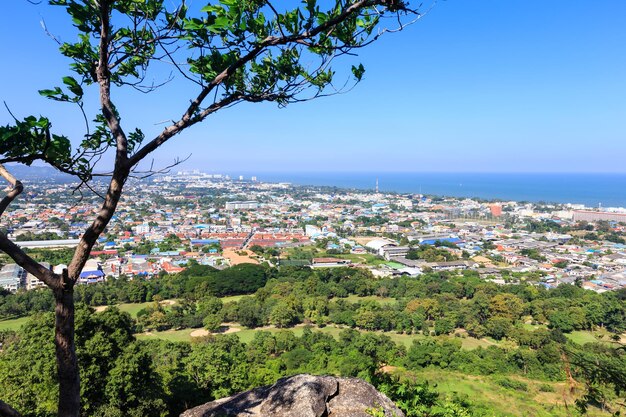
[{"x1": 490, "y1": 204, "x2": 503, "y2": 217}]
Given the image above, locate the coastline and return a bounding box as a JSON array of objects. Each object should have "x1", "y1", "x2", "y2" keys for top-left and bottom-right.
[{"x1": 229, "y1": 172, "x2": 626, "y2": 208}]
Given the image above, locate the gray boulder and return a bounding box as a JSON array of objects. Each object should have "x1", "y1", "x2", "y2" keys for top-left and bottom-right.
[{"x1": 180, "y1": 374, "x2": 405, "y2": 417}]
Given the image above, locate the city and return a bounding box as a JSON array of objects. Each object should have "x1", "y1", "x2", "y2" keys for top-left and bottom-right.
[{"x1": 2, "y1": 171, "x2": 626, "y2": 294}]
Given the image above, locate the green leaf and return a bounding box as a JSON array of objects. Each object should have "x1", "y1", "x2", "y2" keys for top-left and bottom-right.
[
  {"x1": 62, "y1": 76, "x2": 83, "y2": 97},
  {"x1": 351, "y1": 64, "x2": 365, "y2": 82}
]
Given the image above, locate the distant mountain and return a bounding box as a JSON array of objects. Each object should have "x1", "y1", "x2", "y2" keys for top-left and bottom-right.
[{"x1": 5, "y1": 164, "x2": 74, "y2": 181}]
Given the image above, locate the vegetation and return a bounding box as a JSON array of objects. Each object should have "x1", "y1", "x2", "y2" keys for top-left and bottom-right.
[
  {"x1": 0, "y1": 0, "x2": 426, "y2": 414},
  {"x1": 2, "y1": 264, "x2": 626, "y2": 415}
]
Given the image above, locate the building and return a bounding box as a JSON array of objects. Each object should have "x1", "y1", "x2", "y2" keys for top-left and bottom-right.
[
  {"x1": 490, "y1": 204, "x2": 503, "y2": 217},
  {"x1": 380, "y1": 246, "x2": 410, "y2": 260},
  {"x1": 26, "y1": 262, "x2": 51, "y2": 290},
  {"x1": 225, "y1": 201, "x2": 259, "y2": 210},
  {"x1": 365, "y1": 239, "x2": 397, "y2": 256},
  {"x1": 0, "y1": 264, "x2": 27, "y2": 292},
  {"x1": 311, "y1": 258, "x2": 352, "y2": 268},
  {"x1": 573, "y1": 210, "x2": 626, "y2": 223}
]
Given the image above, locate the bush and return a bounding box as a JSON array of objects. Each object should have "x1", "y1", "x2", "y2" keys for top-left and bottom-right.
[
  {"x1": 494, "y1": 376, "x2": 528, "y2": 392},
  {"x1": 538, "y1": 383, "x2": 555, "y2": 392}
]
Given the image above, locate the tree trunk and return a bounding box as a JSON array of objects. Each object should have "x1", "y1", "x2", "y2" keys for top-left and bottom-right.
[{"x1": 54, "y1": 285, "x2": 80, "y2": 417}]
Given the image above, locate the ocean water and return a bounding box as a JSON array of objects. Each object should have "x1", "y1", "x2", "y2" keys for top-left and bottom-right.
[{"x1": 238, "y1": 172, "x2": 626, "y2": 208}]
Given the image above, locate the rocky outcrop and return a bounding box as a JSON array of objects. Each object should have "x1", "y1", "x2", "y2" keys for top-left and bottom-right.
[{"x1": 180, "y1": 374, "x2": 405, "y2": 417}]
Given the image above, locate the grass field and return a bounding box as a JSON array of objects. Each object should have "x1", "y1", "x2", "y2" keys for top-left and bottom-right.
[
  {"x1": 340, "y1": 294, "x2": 397, "y2": 305},
  {"x1": 135, "y1": 328, "x2": 196, "y2": 342},
  {"x1": 283, "y1": 246, "x2": 387, "y2": 266},
  {"x1": 233, "y1": 325, "x2": 347, "y2": 343},
  {"x1": 116, "y1": 301, "x2": 156, "y2": 317},
  {"x1": 521, "y1": 324, "x2": 625, "y2": 346},
  {"x1": 564, "y1": 329, "x2": 624, "y2": 346},
  {"x1": 396, "y1": 369, "x2": 611, "y2": 417},
  {"x1": 0, "y1": 316, "x2": 30, "y2": 331},
  {"x1": 220, "y1": 295, "x2": 247, "y2": 303},
  {"x1": 522, "y1": 323, "x2": 548, "y2": 331},
  {"x1": 138, "y1": 322, "x2": 501, "y2": 352}
]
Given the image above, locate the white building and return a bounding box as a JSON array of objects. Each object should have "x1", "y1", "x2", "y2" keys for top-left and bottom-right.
[
  {"x1": 225, "y1": 201, "x2": 258, "y2": 210},
  {"x1": 0, "y1": 264, "x2": 26, "y2": 292}
]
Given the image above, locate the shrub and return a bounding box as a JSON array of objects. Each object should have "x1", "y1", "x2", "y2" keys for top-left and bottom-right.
[{"x1": 494, "y1": 377, "x2": 528, "y2": 392}]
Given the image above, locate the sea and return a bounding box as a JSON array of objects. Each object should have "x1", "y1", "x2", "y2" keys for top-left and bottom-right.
[{"x1": 236, "y1": 172, "x2": 626, "y2": 208}]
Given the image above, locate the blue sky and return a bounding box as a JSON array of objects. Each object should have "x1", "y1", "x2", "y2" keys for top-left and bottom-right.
[{"x1": 1, "y1": 1, "x2": 625, "y2": 173}]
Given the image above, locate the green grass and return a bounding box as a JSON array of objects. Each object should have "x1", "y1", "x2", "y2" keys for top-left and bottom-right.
[
  {"x1": 340, "y1": 294, "x2": 397, "y2": 305},
  {"x1": 0, "y1": 316, "x2": 30, "y2": 331},
  {"x1": 395, "y1": 369, "x2": 610, "y2": 417},
  {"x1": 522, "y1": 323, "x2": 548, "y2": 331},
  {"x1": 99, "y1": 296, "x2": 247, "y2": 318},
  {"x1": 234, "y1": 325, "x2": 346, "y2": 343},
  {"x1": 137, "y1": 323, "x2": 499, "y2": 351},
  {"x1": 458, "y1": 336, "x2": 498, "y2": 350},
  {"x1": 220, "y1": 295, "x2": 247, "y2": 303},
  {"x1": 282, "y1": 245, "x2": 387, "y2": 266},
  {"x1": 565, "y1": 329, "x2": 615, "y2": 345},
  {"x1": 116, "y1": 301, "x2": 156, "y2": 317},
  {"x1": 135, "y1": 328, "x2": 196, "y2": 342}
]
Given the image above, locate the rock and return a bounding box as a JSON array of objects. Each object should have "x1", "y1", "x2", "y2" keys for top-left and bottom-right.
[
  {"x1": 180, "y1": 374, "x2": 405, "y2": 417},
  {"x1": 328, "y1": 377, "x2": 403, "y2": 417}
]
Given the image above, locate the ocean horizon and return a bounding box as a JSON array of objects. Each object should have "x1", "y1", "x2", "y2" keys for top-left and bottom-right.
[{"x1": 229, "y1": 172, "x2": 626, "y2": 208}]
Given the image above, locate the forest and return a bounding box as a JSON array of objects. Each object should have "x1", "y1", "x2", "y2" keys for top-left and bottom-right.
[{"x1": 1, "y1": 265, "x2": 625, "y2": 416}]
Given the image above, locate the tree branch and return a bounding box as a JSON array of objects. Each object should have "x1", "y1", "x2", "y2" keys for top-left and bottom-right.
[
  {"x1": 0, "y1": 400, "x2": 20, "y2": 417},
  {"x1": 96, "y1": 0, "x2": 128, "y2": 165},
  {"x1": 0, "y1": 163, "x2": 60, "y2": 289},
  {"x1": 129, "y1": 0, "x2": 390, "y2": 167}
]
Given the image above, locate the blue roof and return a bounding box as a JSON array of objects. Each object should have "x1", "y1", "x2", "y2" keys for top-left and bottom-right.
[
  {"x1": 80, "y1": 270, "x2": 104, "y2": 278},
  {"x1": 191, "y1": 239, "x2": 220, "y2": 245},
  {"x1": 421, "y1": 238, "x2": 462, "y2": 245}
]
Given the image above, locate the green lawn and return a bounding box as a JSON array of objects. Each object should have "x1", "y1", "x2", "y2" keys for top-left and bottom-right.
[
  {"x1": 116, "y1": 301, "x2": 156, "y2": 317},
  {"x1": 139, "y1": 322, "x2": 498, "y2": 351},
  {"x1": 282, "y1": 245, "x2": 387, "y2": 266},
  {"x1": 340, "y1": 294, "x2": 397, "y2": 305},
  {"x1": 0, "y1": 316, "x2": 30, "y2": 331},
  {"x1": 135, "y1": 328, "x2": 196, "y2": 342},
  {"x1": 220, "y1": 295, "x2": 247, "y2": 303},
  {"x1": 522, "y1": 323, "x2": 548, "y2": 331},
  {"x1": 326, "y1": 253, "x2": 386, "y2": 266},
  {"x1": 565, "y1": 329, "x2": 618, "y2": 346}
]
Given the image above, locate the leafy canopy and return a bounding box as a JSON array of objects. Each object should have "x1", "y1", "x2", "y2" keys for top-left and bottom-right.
[{"x1": 1, "y1": 0, "x2": 418, "y2": 181}]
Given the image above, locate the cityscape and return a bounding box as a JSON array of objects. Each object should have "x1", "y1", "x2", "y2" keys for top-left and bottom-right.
[
  {"x1": 1, "y1": 1, "x2": 626, "y2": 417},
  {"x1": 3, "y1": 171, "x2": 626, "y2": 294}
]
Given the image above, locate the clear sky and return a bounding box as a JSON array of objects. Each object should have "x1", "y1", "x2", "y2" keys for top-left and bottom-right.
[{"x1": 1, "y1": 1, "x2": 625, "y2": 173}]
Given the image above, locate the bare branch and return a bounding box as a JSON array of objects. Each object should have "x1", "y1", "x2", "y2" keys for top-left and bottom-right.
[
  {"x1": 129, "y1": 154, "x2": 192, "y2": 179},
  {"x1": 40, "y1": 17, "x2": 62, "y2": 46}
]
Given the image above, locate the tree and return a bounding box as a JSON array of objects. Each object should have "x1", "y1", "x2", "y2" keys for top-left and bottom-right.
[{"x1": 0, "y1": 1, "x2": 422, "y2": 415}]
